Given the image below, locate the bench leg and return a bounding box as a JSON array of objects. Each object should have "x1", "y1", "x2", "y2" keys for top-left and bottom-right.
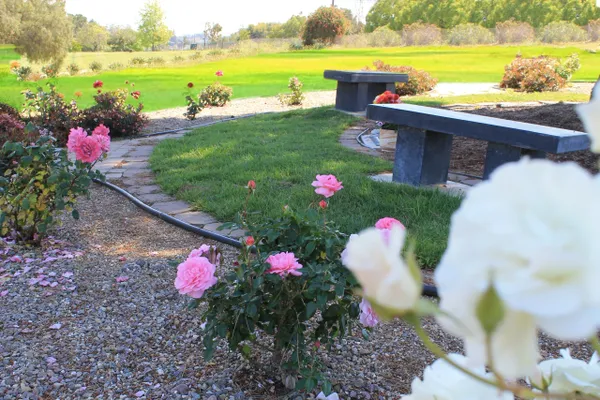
[
  {"x1": 483, "y1": 143, "x2": 547, "y2": 179},
  {"x1": 392, "y1": 127, "x2": 453, "y2": 186}
]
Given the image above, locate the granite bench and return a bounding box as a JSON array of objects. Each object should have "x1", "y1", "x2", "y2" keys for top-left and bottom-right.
[
  {"x1": 324, "y1": 70, "x2": 408, "y2": 112},
  {"x1": 367, "y1": 103, "x2": 590, "y2": 186}
]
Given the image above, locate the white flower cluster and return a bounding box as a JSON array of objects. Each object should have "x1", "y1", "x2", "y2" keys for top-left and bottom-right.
[{"x1": 341, "y1": 89, "x2": 600, "y2": 398}]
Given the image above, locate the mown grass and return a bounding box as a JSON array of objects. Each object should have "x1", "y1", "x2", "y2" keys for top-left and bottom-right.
[
  {"x1": 150, "y1": 108, "x2": 462, "y2": 267},
  {"x1": 1, "y1": 44, "x2": 597, "y2": 111}
]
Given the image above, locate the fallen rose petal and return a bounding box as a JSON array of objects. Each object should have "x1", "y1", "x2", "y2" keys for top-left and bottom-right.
[
  {"x1": 9, "y1": 256, "x2": 22, "y2": 263},
  {"x1": 118, "y1": 256, "x2": 126, "y2": 262},
  {"x1": 39, "y1": 280, "x2": 51, "y2": 287},
  {"x1": 116, "y1": 276, "x2": 129, "y2": 283},
  {"x1": 150, "y1": 251, "x2": 158, "y2": 256},
  {"x1": 49, "y1": 323, "x2": 62, "y2": 330},
  {"x1": 0, "y1": 290, "x2": 8, "y2": 297}
]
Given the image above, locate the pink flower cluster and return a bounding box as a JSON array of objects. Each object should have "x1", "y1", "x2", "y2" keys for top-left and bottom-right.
[
  {"x1": 375, "y1": 217, "x2": 405, "y2": 231},
  {"x1": 312, "y1": 174, "x2": 343, "y2": 198},
  {"x1": 266, "y1": 252, "x2": 303, "y2": 278},
  {"x1": 67, "y1": 125, "x2": 111, "y2": 164},
  {"x1": 174, "y1": 245, "x2": 219, "y2": 298}
]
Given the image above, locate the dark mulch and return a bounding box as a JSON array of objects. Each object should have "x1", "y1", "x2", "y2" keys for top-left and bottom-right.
[{"x1": 379, "y1": 103, "x2": 598, "y2": 177}]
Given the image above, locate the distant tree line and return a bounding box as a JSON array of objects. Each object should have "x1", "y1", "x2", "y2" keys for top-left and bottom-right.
[{"x1": 365, "y1": 0, "x2": 600, "y2": 31}]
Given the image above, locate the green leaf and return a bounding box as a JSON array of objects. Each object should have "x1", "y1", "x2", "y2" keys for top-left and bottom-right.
[
  {"x1": 72, "y1": 209, "x2": 80, "y2": 220},
  {"x1": 476, "y1": 284, "x2": 505, "y2": 335},
  {"x1": 241, "y1": 344, "x2": 251, "y2": 358},
  {"x1": 187, "y1": 299, "x2": 201, "y2": 310},
  {"x1": 21, "y1": 197, "x2": 30, "y2": 210},
  {"x1": 247, "y1": 303, "x2": 257, "y2": 317},
  {"x1": 306, "y1": 302, "x2": 317, "y2": 319},
  {"x1": 305, "y1": 377, "x2": 316, "y2": 392},
  {"x1": 305, "y1": 241, "x2": 316, "y2": 256},
  {"x1": 322, "y1": 380, "x2": 332, "y2": 396}
]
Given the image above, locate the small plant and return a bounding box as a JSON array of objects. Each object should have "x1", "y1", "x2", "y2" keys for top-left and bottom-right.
[
  {"x1": 147, "y1": 56, "x2": 166, "y2": 65},
  {"x1": 207, "y1": 49, "x2": 224, "y2": 57},
  {"x1": 368, "y1": 60, "x2": 438, "y2": 96},
  {"x1": 67, "y1": 63, "x2": 80, "y2": 76},
  {"x1": 401, "y1": 22, "x2": 442, "y2": 46},
  {"x1": 500, "y1": 55, "x2": 568, "y2": 92},
  {"x1": 278, "y1": 77, "x2": 305, "y2": 106},
  {"x1": 555, "y1": 53, "x2": 581, "y2": 81},
  {"x1": 12, "y1": 65, "x2": 32, "y2": 81},
  {"x1": 108, "y1": 62, "x2": 125, "y2": 71},
  {"x1": 198, "y1": 82, "x2": 233, "y2": 108},
  {"x1": 172, "y1": 55, "x2": 185, "y2": 63},
  {"x1": 188, "y1": 52, "x2": 203, "y2": 61},
  {"x1": 184, "y1": 82, "x2": 203, "y2": 120},
  {"x1": 80, "y1": 82, "x2": 147, "y2": 137},
  {"x1": 180, "y1": 176, "x2": 362, "y2": 392},
  {"x1": 89, "y1": 61, "x2": 103, "y2": 72},
  {"x1": 311, "y1": 41, "x2": 327, "y2": 50},
  {"x1": 373, "y1": 90, "x2": 401, "y2": 104},
  {"x1": 289, "y1": 39, "x2": 304, "y2": 51},
  {"x1": 447, "y1": 23, "x2": 495, "y2": 46},
  {"x1": 130, "y1": 57, "x2": 147, "y2": 66},
  {"x1": 0, "y1": 113, "x2": 27, "y2": 147},
  {"x1": 41, "y1": 63, "x2": 60, "y2": 78},
  {"x1": 0, "y1": 127, "x2": 108, "y2": 244},
  {"x1": 21, "y1": 83, "x2": 81, "y2": 146}
]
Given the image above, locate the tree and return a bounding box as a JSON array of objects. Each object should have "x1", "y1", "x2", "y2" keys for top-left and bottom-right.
[
  {"x1": 204, "y1": 22, "x2": 223, "y2": 44},
  {"x1": 340, "y1": 8, "x2": 365, "y2": 34},
  {"x1": 0, "y1": 0, "x2": 21, "y2": 43},
  {"x1": 138, "y1": 0, "x2": 172, "y2": 51},
  {"x1": 13, "y1": 0, "x2": 72, "y2": 63},
  {"x1": 302, "y1": 6, "x2": 350, "y2": 45},
  {"x1": 77, "y1": 22, "x2": 109, "y2": 51},
  {"x1": 69, "y1": 14, "x2": 88, "y2": 35},
  {"x1": 108, "y1": 26, "x2": 140, "y2": 52},
  {"x1": 270, "y1": 15, "x2": 306, "y2": 38}
]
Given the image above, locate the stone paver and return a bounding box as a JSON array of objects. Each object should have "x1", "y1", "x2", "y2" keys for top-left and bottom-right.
[
  {"x1": 176, "y1": 211, "x2": 217, "y2": 226},
  {"x1": 129, "y1": 185, "x2": 162, "y2": 195},
  {"x1": 153, "y1": 201, "x2": 192, "y2": 215},
  {"x1": 136, "y1": 193, "x2": 174, "y2": 204}
]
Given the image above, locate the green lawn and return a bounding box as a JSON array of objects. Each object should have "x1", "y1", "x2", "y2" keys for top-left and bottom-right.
[
  {"x1": 1, "y1": 44, "x2": 598, "y2": 111},
  {"x1": 150, "y1": 108, "x2": 462, "y2": 267}
]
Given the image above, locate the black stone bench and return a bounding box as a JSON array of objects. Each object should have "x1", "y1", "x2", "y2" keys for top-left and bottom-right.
[
  {"x1": 367, "y1": 103, "x2": 590, "y2": 186},
  {"x1": 324, "y1": 70, "x2": 408, "y2": 112}
]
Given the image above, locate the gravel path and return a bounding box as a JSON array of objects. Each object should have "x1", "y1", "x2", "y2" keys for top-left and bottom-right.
[{"x1": 1, "y1": 185, "x2": 594, "y2": 399}]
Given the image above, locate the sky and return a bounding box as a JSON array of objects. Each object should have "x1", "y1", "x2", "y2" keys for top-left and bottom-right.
[{"x1": 65, "y1": 0, "x2": 375, "y2": 36}]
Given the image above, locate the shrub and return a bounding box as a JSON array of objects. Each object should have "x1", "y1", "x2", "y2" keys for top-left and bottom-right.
[
  {"x1": 278, "y1": 77, "x2": 305, "y2": 106},
  {"x1": 311, "y1": 41, "x2": 327, "y2": 50},
  {"x1": 207, "y1": 49, "x2": 224, "y2": 57},
  {"x1": 369, "y1": 60, "x2": 438, "y2": 96},
  {"x1": 0, "y1": 113, "x2": 28, "y2": 147},
  {"x1": 28, "y1": 72, "x2": 44, "y2": 82},
  {"x1": 555, "y1": 53, "x2": 581, "y2": 80},
  {"x1": 41, "y1": 62, "x2": 61, "y2": 78},
  {"x1": 147, "y1": 56, "x2": 166, "y2": 65},
  {"x1": 289, "y1": 39, "x2": 304, "y2": 51},
  {"x1": 194, "y1": 183, "x2": 359, "y2": 391},
  {"x1": 108, "y1": 62, "x2": 125, "y2": 71},
  {"x1": 0, "y1": 135, "x2": 105, "y2": 244},
  {"x1": 302, "y1": 6, "x2": 350, "y2": 46},
  {"x1": 540, "y1": 21, "x2": 588, "y2": 43},
  {"x1": 89, "y1": 61, "x2": 103, "y2": 72},
  {"x1": 172, "y1": 55, "x2": 185, "y2": 63},
  {"x1": 500, "y1": 55, "x2": 566, "y2": 92},
  {"x1": 81, "y1": 88, "x2": 148, "y2": 137},
  {"x1": 0, "y1": 103, "x2": 20, "y2": 118},
  {"x1": 587, "y1": 19, "x2": 600, "y2": 41},
  {"x1": 366, "y1": 26, "x2": 402, "y2": 47},
  {"x1": 188, "y1": 52, "x2": 203, "y2": 61},
  {"x1": 184, "y1": 94, "x2": 203, "y2": 120},
  {"x1": 401, "y1": 22, "x2": 442, "y2": 46},
  {"x1": 67, "y1": 63, "x2": 80, "y2": 76},
  {"x1": 447, "y1": 23, "x2": 495, "y2": 45},
  {"x1": 495, "y1": 20, "x2": 535, "y2": 44},
  {"x1": 12, "y1": 65, "x2": 32, "y2": 81},
  {"x1": 338, "y1": 34, "x2": 370, "y2": 48},
  {"x1": 21, "y1": 84, "x2": 81, "y2": 146},
  {"x1": 198, "y1": 82, "x2": 233, "y2": 107},
  {"x1": 130, "y1": 57, "x2": 147, "y2": 66}
]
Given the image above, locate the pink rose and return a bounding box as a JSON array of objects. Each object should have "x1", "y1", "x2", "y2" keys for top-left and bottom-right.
[
  {"x1": 311, "y1": 174, "x2": 343, "y2": 198},
  {"x1": 375, "y1": 217, "x2": 405, "y2": 231},
  {"x1": 72, "y1": 136, "x2": 103, "y2": 163},
  {"x1": 174, "y1": 257, "x2": 218, "y2": 298},
  {"x1": 93, "y1": 134, "x2": 110, "y2": 152},
  {"x1": 245, "y1": 236, "x2": 255, "y2": 246},
  {"x1": 215, "y1": 70, "x2": 224, "y2": 77},
  {"x1": 92, "y1": 124, "x2": 110, "y2": 137},
  {"x1": 266, "y1": 252, "x2": 303, "y2": 277},
  {"x1": 359, "y1": 298, "x2": 380, "y2": 328},
  {"x1": 319, "y1": 200, "x2": 328, "y2": 209},
  {"x1": 67, "y1": 127, "x2": 87, "y2": 152}
]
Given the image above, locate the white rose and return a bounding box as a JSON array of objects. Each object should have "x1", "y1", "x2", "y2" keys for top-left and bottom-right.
[
  {"x1": 576, "y1": 83, "x2": 600, "y2": 153},
  {"x1": 533, "y1": 349, "x2": 600, "y2": 398},
  {"x1": 403, "y1": 354, "x2": 514, "y2": 400},
  {"x1": 342, "y1": 226, "x2": 420, "y2": 312},
  {"x1": 436, "y1": 159, "x2": 600, "y2": 341}
]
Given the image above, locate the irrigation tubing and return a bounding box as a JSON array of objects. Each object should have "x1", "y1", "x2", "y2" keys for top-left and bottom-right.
[{"x1": 94, "y1": 120, "x2": 439, "y2": 299}]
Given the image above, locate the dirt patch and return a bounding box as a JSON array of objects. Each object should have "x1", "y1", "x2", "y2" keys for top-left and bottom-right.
[{"x1": 378, "y1": 103, "x2": 597, "y2": 177}]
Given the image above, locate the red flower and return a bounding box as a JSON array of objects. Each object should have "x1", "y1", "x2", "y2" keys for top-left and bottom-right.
[
  {"x1": 93, "y1": 80, "x2": 103, "y2": 89},
  {"x1": 374, "y1": 90, "x2": 401, "y2": 104},
  {"x1": 187, "y1": 82, "x2": 194, "y2": 88},
  {"x1": 131, "y1": 91, "x2": 141, "y2": 100},
  {"x1": 245, "y1": 236, "x2": 255, "y2": 246},
  {"x1": 314, "y1": 341, "x2": 321, "y2": 348},
  {"x1": 247, "y1": 180, "x2": 256, "y2": 190},
  {"x1": 215, "y1": 70, "x2": 224, "y2": 77},
  {"x1": 319, "y1": 200, "x2": 328, "y2": 209},
  {"x1": 97, "y1": 89, "x2": 102, "y2": 94}
]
